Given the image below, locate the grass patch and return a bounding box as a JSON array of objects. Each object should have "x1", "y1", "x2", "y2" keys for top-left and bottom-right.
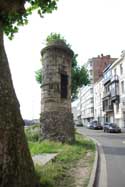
[
  {"x1": 35, "y1": 162, "x2": 65, "y2": 187},
  {"x1": 25, "y1": 126, "x2": 95, "y2": 187},
  {"x1": 29, "y1": 140, "x2": 64, "y2": 155},
  {"x1": 25, "y1": 124, "x2": 41, "y2": 142}
]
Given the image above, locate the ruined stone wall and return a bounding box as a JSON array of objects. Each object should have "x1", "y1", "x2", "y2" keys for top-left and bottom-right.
[
  {"x1": 40, "y1": 41, "x2": 75, "y2": 143},
  {"x1": 41, "y1": 41, "x2": 73, "y2": 113}
]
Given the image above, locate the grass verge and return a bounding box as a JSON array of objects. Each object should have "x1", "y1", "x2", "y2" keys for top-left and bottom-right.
[{"x1": 25, "y1": 126, "x2": 95, "y2": 187}]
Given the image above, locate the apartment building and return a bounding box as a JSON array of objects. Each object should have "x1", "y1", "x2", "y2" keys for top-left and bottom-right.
[
  {"x1": 102, "y1": 64, "x2": 114, "y2": 123},
  {"x1": 94, "y1": 78, "x2": 104, "y2": 123},
  {"x1": 110, "y1": 51, "x2": 125, "y2": 127},
  {"x1": 76, "y1": 89, "x2": 82, "y2": 121},
  {"x1": 73, "y1": 54, "x2": 117, "y2": 125},
  {"x1": 72, "y1": 106, "x2": 78, "y2": 122},
  {"x1": 86, "y1": 54, "x2": 117, "y2": 83},
  {"x1": 102, "y1": 51, "x2": 125, "y2": 128},
  {"x1": 76, "y1": 85, "x2": 94, "y2": 126}
]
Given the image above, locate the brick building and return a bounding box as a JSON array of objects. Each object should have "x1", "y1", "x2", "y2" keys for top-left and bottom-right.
[{"x1": 86, "y1": 54, "x2": 117, "y2": 83}]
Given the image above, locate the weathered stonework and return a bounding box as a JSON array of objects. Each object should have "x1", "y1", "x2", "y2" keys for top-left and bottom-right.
[
  {"x1": 41, "y1": 111, "x2": 75, "y2": 143},
  {"x1": 40, "y1": 40, "x2": 75, "y2": 143}
]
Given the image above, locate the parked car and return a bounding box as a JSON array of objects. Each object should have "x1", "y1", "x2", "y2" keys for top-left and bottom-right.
[
  {"x1": 75, "y1": 120, "x2": 83, "y2": 127},
  {"x1": 103, "y1": 123, "x2": 121, "y2": 133},
  {"x1": 88, "y1": 120, "x2": 103, "y2": 130}
]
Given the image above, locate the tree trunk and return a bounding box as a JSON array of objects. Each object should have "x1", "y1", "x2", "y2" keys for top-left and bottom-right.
[{"x1": 0, "y1": 24, "x2": 38, "y2": 187}]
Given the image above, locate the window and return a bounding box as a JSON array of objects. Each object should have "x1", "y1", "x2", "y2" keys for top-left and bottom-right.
[
  {"x1": 91, "y1": 108, "x2": 94, "y2": 113},
  {"x1": 121, "y1": 81, "x2": 125, "y2": 94},
  {"x1": 120, "y1": 63, "x2": 123, "y2": 74},
  {"x1": 90, "y1": 88, "x2": 93, "y2": 93},
  {"x1": 116, "y1": 104, "x2": 119, "y2": 113},
  {"x1": 105, "y1": 86, "x2": 110, "y2": 93},
  {"x1": 61, "y1": 74, "x2": 68, "y2": 98},
  {"x1": 90, "y1": 98, "x2": 93, "y2": 103},
  {"x1": 90, "y1": 70, "x2": 93, "y2": 76},
  {"x1": 90, "y1": 61, "x2": 92, "y2": 66},
  {"x1": 114, "y1": 68, "x2": 116, "y2": 75}
]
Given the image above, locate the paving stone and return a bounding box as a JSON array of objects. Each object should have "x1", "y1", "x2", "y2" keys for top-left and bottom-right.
[{"x1": 32, "y1": 153, "x2": 58, "y2": 166}]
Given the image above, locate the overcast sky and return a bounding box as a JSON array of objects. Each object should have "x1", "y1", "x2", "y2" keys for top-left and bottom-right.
[{"x1": 4, "y1": 0, "x2": 125, "y2": 119}]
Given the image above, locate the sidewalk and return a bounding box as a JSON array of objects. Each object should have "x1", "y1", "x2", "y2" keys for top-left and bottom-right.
[
  {"x1": 32, "y1": 153, "x2": 58, "y2": 166},
  {"x1": 77, "y1": 128, "x2": 107, "y2": 187}
]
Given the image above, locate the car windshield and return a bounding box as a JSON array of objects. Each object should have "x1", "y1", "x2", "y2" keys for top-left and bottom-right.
[
  {"x1": 104, "y1": 123, "x2": 110, "y2": 125},
  {"x1": 109, "y1": 123, "x2": 117, "y2": 128},
  {"x1": 91, "y1": 121, "x2": 97, "y2": 123},
  {"x1": 91, "y1": 121, "x2": 101, "y2": 126}
]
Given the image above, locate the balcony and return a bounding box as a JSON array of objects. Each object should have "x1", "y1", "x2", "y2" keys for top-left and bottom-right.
[
  {"x1": 110, "y1": 76, "x2": 119, "y2": 102},
  {"x1": 103, "y1": 91, "x2": 111, "y2": 98},
  {"x1": 111, "y1": 75, "x2": 119, "y2": 83},
  {"x1": 110, "y1": 88, "x2": 119, "y2": 102},
  {"x1": 103, "y1": 76, "x2": 111, "y2": 85},
  {"x1": 103, "y1": 99, "x2": 113, "y2": 112},
  {"x1": 103, "y1": 71, "x2": 112, "y2": 85},
  {"x1": 103, "y1": 104, "x2": 113, "y2": 112}
]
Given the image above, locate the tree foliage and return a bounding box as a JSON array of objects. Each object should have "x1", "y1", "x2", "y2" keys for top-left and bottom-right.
[
  {"x1": 46, "y1": 32, "x2": 65, "y2": 44},
  {"x1": 0, "y1": 0, "x2": 58, "y2": 39},
  {"x1": 71, "y1": 54, "x2": 90, "y2": 101},
  {"x1": 46, "y1": 32, "x2": 71, "y2": 47},
  {"x1": 35, "y1": 33, "x2": 90, "y2": 101},
  {"x1": 35, "y1": 68, "x2": 42, "y2": 84}
]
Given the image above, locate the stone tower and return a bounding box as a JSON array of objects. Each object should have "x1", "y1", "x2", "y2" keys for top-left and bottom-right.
[{"x1": 40, "y1": 40, "x2": 75, "y2": 143}]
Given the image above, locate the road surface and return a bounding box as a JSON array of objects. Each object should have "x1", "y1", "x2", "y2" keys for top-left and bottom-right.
[{"x1": 77, "y1": 127, "x2": 125, "y2": 187}]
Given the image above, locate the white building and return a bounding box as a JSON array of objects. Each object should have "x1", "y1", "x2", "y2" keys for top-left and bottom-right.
[
  {"x1": 94, "y1": 78, "x2": 104, "y2": 124},
  {"x1": 102, "y1": 50, "x2": 125, "y2": 128},
  {"x1": 85, "y1": 58, "x2": 93, "y2": 83},
  {"x1": 76, "y1": 85, "x2": 94, "y2": 126},
  {"x1": 75, "y1": 54, "x2": 117, "y2": 126},
  {"x1": 110, "y1": 51, "x2": 125, "y2": 128},
  {"x1": 72, "y1": 106, "x2": 78, "y2": 122}
]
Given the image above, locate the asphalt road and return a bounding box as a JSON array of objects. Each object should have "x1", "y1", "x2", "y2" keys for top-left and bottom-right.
[{"x1": 77, "y1": 127, "x2": 125, "y2": 187}]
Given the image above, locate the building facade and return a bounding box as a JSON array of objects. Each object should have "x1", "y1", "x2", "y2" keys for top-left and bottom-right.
[
  {"x1": 94, "y1": 78, "x2": 104, "y2": 123},
  {"x1": 110, "y1": 51, "x2": 125, "y2": 128},
  {"x1": 72, "y1": 106, "x2": 78, "y2": 123},
  {"x1": 102, "y1": 64, "x2": 114, "y2": 123},
  {"x1": 76, "y1": 85, "x2": 94, "y2": 126},
  {"x1": 73, "y1": 54, "x2": 119, "y2": 126},
  {"x1": 102, "y1": 51, "x2": 125, "y2": 128},
  {"x1": 85, "y1": 54, "x2": 117, "y2": 83}
]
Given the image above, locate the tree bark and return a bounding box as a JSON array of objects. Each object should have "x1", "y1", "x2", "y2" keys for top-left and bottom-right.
[
  {"x1": 0, "y1": 23, "x2": 38, "y2": 187},
  {"x1": 0, "y1": 0, "x2": 25, "y2": 14}
]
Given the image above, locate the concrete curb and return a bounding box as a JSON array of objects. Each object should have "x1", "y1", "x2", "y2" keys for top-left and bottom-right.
[
  {"x1": 77, "y1": 130, "x2": 99, "y2": 187},
  {"x1": 87, "y1": 138, "x2": 99, "y2": 187},
  {"x1": 88, "y1": 137, "x2": 107, "y2": 187}
]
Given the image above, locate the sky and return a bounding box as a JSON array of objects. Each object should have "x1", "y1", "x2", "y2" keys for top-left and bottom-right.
[{"x1": 4, "y1": 0, "x2": 125, "y2": 119}]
